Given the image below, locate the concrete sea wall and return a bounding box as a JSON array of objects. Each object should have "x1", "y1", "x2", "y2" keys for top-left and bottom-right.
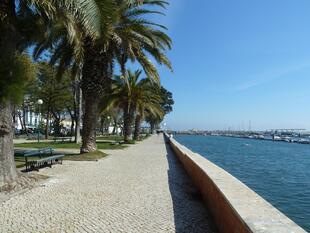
[{"x1": 165, "y1": 134, "x2": 306, "y2": 233}]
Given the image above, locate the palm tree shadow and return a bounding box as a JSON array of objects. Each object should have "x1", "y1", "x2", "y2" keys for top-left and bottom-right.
[{"x1": 164, "y1": 140, "x2": 217, "y2": 233}]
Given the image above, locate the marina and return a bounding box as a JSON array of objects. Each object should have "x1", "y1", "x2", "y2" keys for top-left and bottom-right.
[{"x1": 171, "y1": 129, "x2": 310, "y2": 145}]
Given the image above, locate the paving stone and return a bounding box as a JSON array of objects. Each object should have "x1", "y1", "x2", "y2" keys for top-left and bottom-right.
[{"x1": 0, "y1": 135, "x2": 216, "y2": 233}]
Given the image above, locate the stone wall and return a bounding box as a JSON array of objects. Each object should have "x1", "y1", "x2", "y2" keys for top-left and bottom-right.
[{"x1": 165, "y1": 134, "x2": 306, "y2": 233}]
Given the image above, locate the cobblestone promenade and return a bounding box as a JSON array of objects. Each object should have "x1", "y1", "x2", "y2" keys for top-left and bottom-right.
[{"x1": 0, "y1": 135, "x2": 215, "y2": 233}]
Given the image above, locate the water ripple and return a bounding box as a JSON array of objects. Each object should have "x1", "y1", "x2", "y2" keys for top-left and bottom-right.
[{"x1": 175, "y1": 135, "x2": 310, "y2": 232}]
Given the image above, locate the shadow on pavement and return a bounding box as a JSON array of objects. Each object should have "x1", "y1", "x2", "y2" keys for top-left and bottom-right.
[{"x1": 164, "y1": 138, "x2": 218, "y2": 233}]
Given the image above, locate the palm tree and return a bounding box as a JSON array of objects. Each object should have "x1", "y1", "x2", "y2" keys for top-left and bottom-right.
[
  {"x1": 103, "y1": 70, "x2": 163, "y2": 142},
  {"x1": 0, "y1": 0, "x2": 105, "y2": 188},
  {"x1": 133, "y1": 81, "x2": 163, "y2": 140},
  {"x1": 33, "y1": 0, "x2": 172, "y2": 153},
  {"x1": 144, "y1": 85, "x2": 173, "y2": 133},
  {"x1": 80, "y1": 0, "x2": 172, "y2": 152}
]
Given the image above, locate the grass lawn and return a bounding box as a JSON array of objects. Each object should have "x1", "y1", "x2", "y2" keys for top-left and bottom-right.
[
  {"x1": 14, "y1": 151, "x2": 107, "y2": 169},
  {"x1": 14, "y1": 141, "x2": 125, "y2": 150},
  {"x1": 96, "y1": 134, "x2": 150, "y2": 142},
  {"x1": 64, "y1": 150, "x2": 107, "y2": 161},
  {"x1": 14, "y1": 155, "x2": 32, "y2": 168},
  {"x1": 96, "y1": 135, "x2": 124, "y2": 141}
]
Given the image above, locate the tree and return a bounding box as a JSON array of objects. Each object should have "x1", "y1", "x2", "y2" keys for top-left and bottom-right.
[
  {"x1": 28, "y1": 63, "x2": 72, "y2": 138},
  {"x1": 0, "y1": 53, "x2": 36, "y2": 189},
  {"x1": 0, "y1": 0, "x2": 94, "y2": 188},
  {"x1": 32, "y1": 0, "x2": 172, "y2": 153},
  {"x1": 0, "y1": 0, "x2": 55, "y2": 188},
  {"x1": 145, "y1": 85, "x2": 174, "y2": 133},
  {"x1": 132, "y1": 81, "x2": 163, "y2": 140},
  {"x1": 104, "y1": 70, "x2": 163, "y2": 142},
  {"x1": 80, "y1": 0, "x2": 172, "y2": 152}
]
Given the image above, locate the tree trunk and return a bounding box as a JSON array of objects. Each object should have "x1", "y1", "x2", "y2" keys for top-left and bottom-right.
[
  {"x1": 67, "y1": 107, "x2": 75, "y2": 137},
  {"x1": 80, "y1": 38, "x2": 112, "y2": 153},
  {"x1": 45, "y1": 110, "x2": 50, "y2": 139},
  {"x1": 133, "y1": 114, "x2": 141, "y2": 141},
  {"x1": 75, "y1": 84, "x2": 82, "y2": 144},
  {"x1": 54, "y1": 119, "x2": 61, "y2": 136},
  {"x1": 123, "y1": 111, "x2": 131, "y2": 142},
  {"x1": 123, "y1": 105, "x2": 134, "y2": 142},
  {"x1": 0, "y1": 101, "x2": 18, "y2": 189},
  {"x1": 100, "y1": 116, "x2": 105, "y2": 135},
  {"x1": 150, "y1": 122, "x2": 155, "y2": 134},
  {"x1": 112, "y1": 117, "x2": 117, "y2": 135},
  {"x1": 80, "y1": 94, "x2": 99, "y2": 153},
  {"x1": 52, "y1": 112, "x2": 62, "y2": 137},
  {"x1": 70, "y1": 118, "x2": 75, "y2": 136},
  {"x1": 17, "y1": 111, "x2": 24, "y2": 132},
  {"x1": 0, "y1": 0, "x2": 19, "y2": 189}
]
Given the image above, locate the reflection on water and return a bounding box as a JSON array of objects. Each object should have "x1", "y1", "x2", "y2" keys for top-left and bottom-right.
[{"x1": 175, "y1": 135, "x2": 310, "y2": 232}]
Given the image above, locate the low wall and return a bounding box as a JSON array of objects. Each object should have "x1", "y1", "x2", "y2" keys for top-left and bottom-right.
[{"x1": 165, "y1": 134, "x2": 306, "y2": 233}]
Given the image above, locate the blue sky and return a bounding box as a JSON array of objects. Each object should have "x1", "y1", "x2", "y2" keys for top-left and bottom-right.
[{"x1": 154, "y1": 0, "x2": 310, "y2": 131}]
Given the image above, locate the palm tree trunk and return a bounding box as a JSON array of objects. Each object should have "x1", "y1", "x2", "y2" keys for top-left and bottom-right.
[
  {"x1": 150, "y1": 122, "x2": 155, "y2": 134},
  {"x1": 80, "y1": 38, "x2": 112, "y2": 153},
  {"x1": 123, "y1": 109, "x2": 131, "y2": 142},
  {"x1": 0, "y1": 0, "x2": 19, "y2": 189},
  {"x1": 133, "y1": 114, "x2": 141, "y2": 140},
  {"x1": 0, "y1": 101, "x2": 18, "y2": 189},
  {"x1": 75, "y1": 82, "x2": 82, "y2": 144},
  {"x1": 80, "y1": 94, "x2": 99, "y2": 153},
  {"x1": 123, "y1": 105, "x2": 134, "y2": 142}
]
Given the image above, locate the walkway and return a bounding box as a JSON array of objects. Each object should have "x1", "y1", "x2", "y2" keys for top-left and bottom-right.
[{"x1": 0, "y1": 135, "x2": 216, "y2": 233}]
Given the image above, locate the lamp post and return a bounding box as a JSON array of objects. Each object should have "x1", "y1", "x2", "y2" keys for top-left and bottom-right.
[{"x1": 37, "y1": 99, "x2": 43, "y2": 143}]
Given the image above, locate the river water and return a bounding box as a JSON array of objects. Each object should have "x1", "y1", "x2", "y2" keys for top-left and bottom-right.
[{"x1": 174, "y1": 135, "x2": 310, "y2": 232}]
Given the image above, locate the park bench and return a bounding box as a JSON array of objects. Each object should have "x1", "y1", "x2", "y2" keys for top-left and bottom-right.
[
  {"x1": 53, "y1": 137, "x2": 72, "y2": 143},
  {"x1": 111, "y1": 140, "x2": 124, "y2": 145},
  {"x1": 24, "y1": 147, "x2": 64, "y2": 171}
]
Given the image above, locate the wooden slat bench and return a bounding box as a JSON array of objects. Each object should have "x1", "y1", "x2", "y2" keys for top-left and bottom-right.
[
  {"x1": 53, "y1": 137, "x2": 72, "y2": 143},
  {"x1": 24, "y1": 147, "x2": 64, "y2": 171}
]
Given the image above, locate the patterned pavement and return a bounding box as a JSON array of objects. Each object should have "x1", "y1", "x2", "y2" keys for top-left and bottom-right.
[{"x1": 0, "y1": 135, "x2": 216, "y2": 233}]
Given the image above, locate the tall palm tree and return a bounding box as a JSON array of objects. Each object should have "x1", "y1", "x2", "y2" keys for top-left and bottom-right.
[
  {"x1": 80, "y1": 0, "x2": 172, "y2": 152},
  {"x1": 33, "y1": 0, "x2": 172, "y2": 153},
  {"x1": 0, "y1": 0, "x2": 104, "y2": 188}
]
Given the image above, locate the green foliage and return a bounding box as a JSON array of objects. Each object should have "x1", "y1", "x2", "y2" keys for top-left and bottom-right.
[
  {"x1": 112, "y1": 0, "x2": 172, "y2": 81},
  {"x1": 0, "y1": 53, "x2": 36, "y2": 103},
  {"x1": 159, "y1": 86, "x2": 174, "y2": 114},
  {"x1": 104, "y1": 69, "x2": 164, "y2": 120},
  {"x1": 145, "y1": 84, "x2": 174, "y2": 126},
  {"x1": 33, "y1": 62, "x2": 72, "y2": 113}
]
